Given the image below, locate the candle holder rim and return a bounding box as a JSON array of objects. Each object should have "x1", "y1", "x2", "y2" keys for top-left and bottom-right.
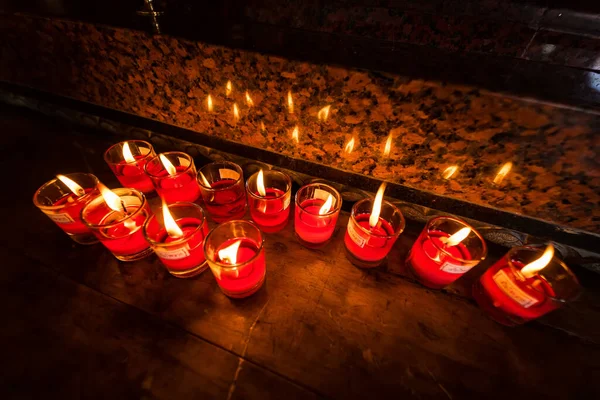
[
  {"x1": 425, "y1": 216, "x2": 488, "y2": 264},
  {"x1": 506, "y1": 245, "x2": 582, "y2": 303},
  {"x1": 246, "y1": 170, "x2": 291, "y2": 201},
  {"x1": 142, "y1": 201, "x2": 207, "y2": 246},
  {"x1": 103, "y1": 140, "x2": 155, "y2": 166},
  {"x1": 33, "y1": 173, "x2": 100, "y2": 210},
  {"x1": 197, "y1": 161, "x2": 244, "y2": 191},
  {"x1": 144, "y1": 151, "x2": 195, "y2": 179},
  {"x1": 350, "y1": 198, "x2": 405, "y2": 238},
  {"x1": 203, "y1": 220, "x2": 265, "y2": 270},
  {"x1": 81, "y1": 187, "x2": 149, "y2": 231},
  {"x1": 294, "y1": 183, "x2": 342, "y2": 217}
]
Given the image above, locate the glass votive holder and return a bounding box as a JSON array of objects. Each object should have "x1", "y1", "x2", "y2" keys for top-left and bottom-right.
[
  {"x1": 406, "y1": 216, "x2": 487, "y2": 289},
  {"x1": 246, "y1": 170, "x2": 292, "y2": 233},
  {"x1": 472, "y1": 245, "x2": 581, "y2": 326},
  {"x1": 197, "y1": 161, "x2": 247, "y2": 223},
  {"x1": 104, "y1": 140, "x2": 156, "y2": 194},
  {"x1": 81, "y1": 187, "x2": 153, "y2": 261},
  {"x1": 204, "y1": 220, "x2": 266, "y2": 298},
  {"x1": 294, "y1": 183, "x2": 342, "y2": 248},
  {"x1": 143, "y1": 202, "x2": 210, "y2": 278},
  {"x1": 344, "y1": 198, "x2": 405, "y2": 268},
  {"x1": 33, "y1": 173, "x2": 100, "y2": 245},
  {"x1": 145, "y1": 152, "x2": 202, "y2": 203}
]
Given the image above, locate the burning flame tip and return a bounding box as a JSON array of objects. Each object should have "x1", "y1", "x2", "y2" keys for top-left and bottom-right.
[
  {"x1": 122, "y1": 142, "x2": 135, "y2": 163},
  {"x1": 257, "y1": 169, "x2": 267, "y2": 197},
  {"x1": 159, "y1": 154, "x2": 177, "y2": 176},
  {"x1": 318, "y1": 194, "x2": 334, "y2": 215},
  {"x1": 521, "y1": 244, "x2": 555, "y2": 278},
  {"x1": 56, "y1": 174, "x2": 85, "y2": 197},
  {"x1": 369, "y1": 183, "x2": 387, "y2": 228},
  {"x1": 218, "y1": 239, "x2": 242, "y2": 265},
  {"x1": 444, "y1": 227, "x2": 471, "y2": 247},
  {"x1": 162, "y1": 200, "x2": 184, "y2": 238},
  {"x1": 98, "y1": 182, "x2": 125, "y2": 213}
]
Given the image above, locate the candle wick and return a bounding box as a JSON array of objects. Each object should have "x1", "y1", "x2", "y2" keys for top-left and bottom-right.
[{"x1": 121, "y1": 200, "x2": 129, "y2": 215}]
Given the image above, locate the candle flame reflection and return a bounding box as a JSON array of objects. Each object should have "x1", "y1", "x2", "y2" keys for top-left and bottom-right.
[
  {"x1": 162, "y1": 200, "x2": 184, "y2": 238},
  {"x1": 521, "y1": 245, "x2": 554, "y2": 279},
  {"x1": 443, "y1": 165, "x2": 459, "y2": 180},
  {"x1": 159, "y1": 154, "x2": 177, "y2": 176},
  {"x1": 233, "y1": 103, "x2": 240, "y2": 121},
  {"x1": 56, "y1": 174, "x2": 85, "y2": 197},
  {"x1": 292, "y1": 125, "x2": 299, "y2": 143},
  {"x1": 98, "y1": 182, "x2": 125, "y2": 212},
  {"x1": 122, "y1": 142, "x2": 135, "y2": 163},
  {"x1": 383, "y1": 133, "x2": 393, "y2": 157},
  {"x1": 319, "y1": 194, "x2": 334, "y2": 215},
  {"x1": 317, "y1": 105, "x2": 330, "y2": 121},
  {"x1": 344, "y1": 137, "x2": 355, "y2": 154},
  {"x1": 444, "y1": 227, "x2": 471, "y2": 247},
  {"x1": 369, "y1": 183, "x2": 386, "y2": 228},
  {"x1": 257, "y1": 169, "x2": 267, "y2": 197},
  {"x1": 245, "y1": 91, "x2": 254, "y2": 106},
  {"x1": 219, "y1": 239, "x2": 242, "y2": 265},
  {"x1": 287, "y1": 91, "x2": 294, "y2": 114},
  {"x1": 493, "y1": 162, "x2": 513, "y2": 185},
  {"x1": 207, "y1": 94, "x2": 213, "y2": 112},
  {"x1": 199, "y1": 171, "x2": 211, "y2": 187},
  {"x1": 226, "y1": 80, "x2": 232, "y2": 97}
]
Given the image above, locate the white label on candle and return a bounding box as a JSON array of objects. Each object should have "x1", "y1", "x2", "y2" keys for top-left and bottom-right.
[
  {"x1": 440, "y1": 261, "x2": 471, "y2": 274},
  {"x1": 347, "y1": 222, "x2": 367, "y2": 248},
  {"x1": 493, "y1": 269, "x2": 539, "y2": 308},
  {"x1": 314, "y1": 189, "x2": 330, "y2": 201},
  {"x1": 283, "y1": 194, "x2": 291, "y2": 210},
  {"x1": 155, "y1": 245, "x2": 190, "y2": 260},
  {"x1": 48, "y1": 212, "x2": 75, "y2": 224},
  {"x1": 219, "y1": 169, "x2": 240, "y2": 180}
]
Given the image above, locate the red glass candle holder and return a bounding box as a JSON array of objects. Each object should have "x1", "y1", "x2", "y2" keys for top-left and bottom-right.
[
  {"x1": 197, "y1": 161, "x2": 247, "y2": 223},
  {"x1": 104, "y1": 140, "x2": 156, "y2": 194},
  {"x1": 33, "y1": 173, "x2": 100, "y2": 245},
  {"x1": 246, "y1": 170, "x2": 291, "y2": 233},
  {"x1": 473, "y1": 246, "x2": 581, "y2": 326},
  {"x1": 204, "y1": 220, "x2": 266, "y2": 298},
  {"x1": 143, "y1": 202, "x2": 210, "y2": 278},
  {"x1": 145, "y1": 152, "x2": 202, "y2": 203},
  {"x1": 407, "y1": 216, "x2": 487, "y2": 289},
  {"x1": 344, "y1": 198, "x2": 405, "y2": 268},
  {"x1": 81, "y1": 188, "x2": 154, "y2": 261},
  {"x1": 294, "y1": 183, "x2": 342, "y2": 248}
]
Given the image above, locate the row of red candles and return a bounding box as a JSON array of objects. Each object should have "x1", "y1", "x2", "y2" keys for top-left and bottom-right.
[{"x1": 33, "y1": 140, "x2": 581, "y2": 326}]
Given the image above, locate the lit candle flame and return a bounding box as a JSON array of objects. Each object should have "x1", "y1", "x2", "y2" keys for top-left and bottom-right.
[
  {"x1": 159, "y1": 154, "x2": 177, "y2": 176},
  {"x1": 493, "y1": 162, "x2": 513, "y2": 185},
  {"x1": 245, "y1": 91, "x2": 254, "y2": 107},
  {"x1": 98, "y1": 182, "x2": 125, "y2": 213},
  {"x1": 443, "y1": 227, "x2": 471, "y2": 247},
  {"x1": 443, "y1": 165, "x2": 459, "y2": 180},
  {"x1": 292, "y1": 125, "x2": 299, "y2": 143},
  {"x1": 521, "y1": 245, "x2": 555, "y2": 279},
  {"x1": 287, "y1": 90, "x2": 294, "y2": 114},
  {"x1": 199, "y1": 171, "x2": 211, "y2": 187},
  {"x1": 369, "y1": 183, "x2": 386, "y2": 228},
  {"x1": 56, "y1": 174, "x2": 85, "y2": 197},
  {"x1": 226, "y1": 80, "x2": 232, "y2": 97},
  {"x1": 344, "y1": 137, "x2": 355, "y2": 154},
  {"x1": 122, "y1": 142, "x2": 135, "y2": 163},
  {"x1": 257, "y1": 169, "x2": 267, "y2": 197},
  {"x1": 162, "y1": 200, "x2": 183, "y2": 238},
  {"x1": 383, "y1": 133, "x2": 393, "y2": 157},
  {"x1": 207, "y1": 94, "x2": 213, "y2": 112},
  {"x1": 218, "y1": 239, "x2": 242, "y2": 265},
  {"x1": 319, "y1": 194, "x2": 334, "y2": 215},
  {"x1": 233, "y1": 103, "x2": 240, "y2": 121},
  {"x1": 317, "y1": 105, "x2": 330, "y2": 121}
]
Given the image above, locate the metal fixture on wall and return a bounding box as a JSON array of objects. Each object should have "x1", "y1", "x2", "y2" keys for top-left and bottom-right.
[{"x1": 137, "y1": 0, "x2": 163, "y2": 34}]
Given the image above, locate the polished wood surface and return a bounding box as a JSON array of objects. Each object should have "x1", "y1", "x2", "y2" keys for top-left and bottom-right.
[{"x1": 2, "y1": 106, "x2": 600, "y2": 399}]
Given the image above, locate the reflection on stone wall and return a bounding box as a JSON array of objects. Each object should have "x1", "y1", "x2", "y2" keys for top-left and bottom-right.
[{"x1": 0, "y1": 14, "x2": 598, "y2": 233}]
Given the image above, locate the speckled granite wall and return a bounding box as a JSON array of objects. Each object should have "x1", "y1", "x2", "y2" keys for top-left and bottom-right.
[{"x1": 0, "y1": 14, "x2": 599, "y2": 234}]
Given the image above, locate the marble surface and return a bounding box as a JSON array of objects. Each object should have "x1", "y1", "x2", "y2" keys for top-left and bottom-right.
[{"x1": 0, "y1": 14, "x2": 599, "y2": 234}]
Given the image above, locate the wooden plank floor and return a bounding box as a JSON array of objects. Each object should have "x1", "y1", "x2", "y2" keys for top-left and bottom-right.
[{"x1": 2, "y1": 105, "x2": 600, "y2": 399}]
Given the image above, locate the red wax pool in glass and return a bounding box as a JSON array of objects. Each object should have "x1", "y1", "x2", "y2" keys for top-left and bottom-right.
[
  {"x1": 205, "y1": 220, "x2": 266, "y2": 298},
  {"x1": 144, "y1": 203, "x2": 210, "y2": 278},
  {"x1": 473, "y1": 246, "x2": 581, "y2": 326},
  {"x1": 344, "y1": 197, "x2": 405, "y2": 268},
  {"x1": 104, "y1": 140, "x2": 156, "y2": 194},
  {"x1": 294, "y1": 184, "x2": 342, "y2": 248},
  {"x1": 33, "y1": 173, "x2": 100, "y2": 245},
  {"x1": 145, "y1": 152, "x2": 201, "y2": 203},
  {"x1": 198, "y1": 161, "x2": 247, "y2": 223},
  {"x1": 81, "y1": 187, "x2": 154, "y2": 261},
  {"x1": 247, "y1": 170, "x2": 291, "y2": 233},
  {"x1": 407, "y1": 217, "x2": 487, "y2": 289}
]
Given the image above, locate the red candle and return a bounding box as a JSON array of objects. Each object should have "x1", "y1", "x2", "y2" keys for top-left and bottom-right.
[
  {"x1": 143, "y1": 202, "x2": 210, "y2": 278},
  {"x1": 145, "y1": 152, "x2": 202, "y2": 203},
  {"x1": 473, "y1": 245, "x2": 581, "y2": 326},
  {"x1": 407, "y1": 217, "x2": 487, "y2": 289},
  {"x1": 205, "y1": 221, "x2": 266, "y2": 298},
  {"x1": 33, "y1": 173, "x2": 100, "y2": 245},
  {"x1": 344, "y1": 184, "x2": 405, "y2": 268},
  {"x1": 294, "y1": 184, "x2": 342, "y2": 247},
  {"x1": 81, "y1": 184, "x2": 154, "y2": 261},
  {"x1": 247, "y1": 170, "x2": 291, "y2": 233},
  {"x1": 198, "y1": 161, "x2": 247, "y2": 223},
  {"x1": 104, "y1": 140, "x2": 156, "y2": 194}
]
